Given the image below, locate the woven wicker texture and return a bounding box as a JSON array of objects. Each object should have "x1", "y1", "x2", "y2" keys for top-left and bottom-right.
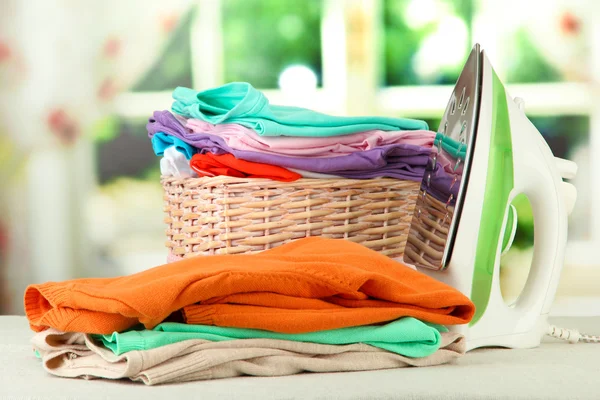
[
  {"x1": 162, "y1": 176, "x2": 420, "y2": 258},
  {"x1": 404, "y1": 191, "x2": 453, "y2": 269}
]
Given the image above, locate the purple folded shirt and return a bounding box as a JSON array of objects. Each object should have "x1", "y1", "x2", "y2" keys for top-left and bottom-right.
[
  {"x1": 423, "y1": 165, "x2": 460, "y2": 205},
  {"x1": 147, "y1": 110, "x2": 432, "y2": 181}
]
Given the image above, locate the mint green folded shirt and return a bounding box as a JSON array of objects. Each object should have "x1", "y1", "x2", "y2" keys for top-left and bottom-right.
[
  {"x1": 171, "y1": 82, "x2": 429, "y2": 137},
  {"x1": 435, "y1": 132, "x2": 467, "y2": 159},
  {"x1": 95, "y1": 318, "x2": 447, "y2": 358}
]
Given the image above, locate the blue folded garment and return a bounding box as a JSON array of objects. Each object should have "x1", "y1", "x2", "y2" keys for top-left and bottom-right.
[{"x1": 151, "y1": 132, "x2": 197, "y2": 160}]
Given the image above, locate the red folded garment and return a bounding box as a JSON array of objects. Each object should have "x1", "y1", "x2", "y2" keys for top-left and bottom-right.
[
  {"x1": 190, "y1": 153, "x2": 302, "y2": 182},
  {"x1": 24, "y1": 237, "x2": 475, "y2": 334}
]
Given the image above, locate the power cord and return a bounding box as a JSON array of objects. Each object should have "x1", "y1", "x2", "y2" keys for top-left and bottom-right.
[{"x1": 547, "y1": 325, "x2": 600, "y2": 343}]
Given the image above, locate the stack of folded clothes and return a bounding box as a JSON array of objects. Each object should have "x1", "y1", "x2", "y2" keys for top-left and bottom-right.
[
  {"x1": 26, "y1": 238, "x2": 474, "y2": 385},
  {"x1": 147, "y1": 82, "x2": 449, "y2": 181}
]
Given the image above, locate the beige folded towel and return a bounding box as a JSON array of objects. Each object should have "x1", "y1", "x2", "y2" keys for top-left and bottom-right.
[{"x1": 32, "y1": 329, "x2": 465, "y2": 385}]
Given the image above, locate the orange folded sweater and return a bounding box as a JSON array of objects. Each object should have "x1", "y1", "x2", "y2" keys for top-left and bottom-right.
[
  {"x1": 24, "y1": 238, "x2": 474, "y2": 334},
  {"x1": 190, "y1": 153, "x2": 302, "y2": 182}
]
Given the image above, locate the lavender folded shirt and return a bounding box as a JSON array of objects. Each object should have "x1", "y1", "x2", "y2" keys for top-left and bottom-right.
[
  {"x1": 147, "y1": 110, "x2": 432, "y2": 181},
  {"x1": 423, "y1": 165, "x2": 460, "y2": 205}
]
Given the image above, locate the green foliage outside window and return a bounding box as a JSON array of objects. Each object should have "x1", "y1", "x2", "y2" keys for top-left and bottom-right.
[{"x1": 222, "y1": 0, "x2": 323, "y2": 88}]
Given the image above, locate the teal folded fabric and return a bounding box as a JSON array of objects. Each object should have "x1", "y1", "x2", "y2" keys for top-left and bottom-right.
[
  {"x1": 171, "y1": 82, "x2": 429, "y2": 137},
  {"x1": 151, "y1": 132, "x2": 197, "y2": 160},
  {"x1": 95, "y1": 318, "x2": 447, "y2": 358},
  {"x1": 434, "y1": 132, "x2": 466, "y2": 159}
]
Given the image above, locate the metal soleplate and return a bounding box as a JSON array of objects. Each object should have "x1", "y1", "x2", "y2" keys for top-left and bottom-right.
[{"x1": 404, "y1": 44, "x2": 482, "y2": 270}]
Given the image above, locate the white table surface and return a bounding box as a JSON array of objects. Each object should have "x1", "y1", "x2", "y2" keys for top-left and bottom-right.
[{"x1": 1, "y1": 316, "x2": 599, "y2": 400}]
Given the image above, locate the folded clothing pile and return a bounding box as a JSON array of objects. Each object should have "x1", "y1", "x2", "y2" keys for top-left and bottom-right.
[
  {"x1": 25, "y1": 237, "x2": 474, "y2": 385},
  {"x1": 147, "y1": 82, "x2": 445, "y2": 181}
]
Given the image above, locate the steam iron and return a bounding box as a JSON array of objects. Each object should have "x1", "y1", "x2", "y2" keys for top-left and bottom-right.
[{"x1": 404, "y1": 43, "x2": 578, "y2": 351}]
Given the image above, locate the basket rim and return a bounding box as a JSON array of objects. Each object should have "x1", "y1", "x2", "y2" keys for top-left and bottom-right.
[{"x1": 161, "y1": 175, "x2": 422, "y2": 190}]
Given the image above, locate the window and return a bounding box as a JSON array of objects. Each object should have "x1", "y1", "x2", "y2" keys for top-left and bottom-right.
[
  {"x1": 382, "y1": 0, "x2": 474, "y2": 86},
  {"x1": 106, "y1": 0, "x2": 599, "y2": 299},
  {"x1": 131, "y1": 9, "x2": 195, "y2": 92},
  {"x1": 222, "y1": 0, "x2": 323, "y2": 89}
]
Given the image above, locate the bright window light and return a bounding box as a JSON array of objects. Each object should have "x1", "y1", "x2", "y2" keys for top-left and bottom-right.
[
  {"x1": 278, "y1": 65, "x2": 318, "y2": 93},
  {"x1": 412, "y1": 16, "x2": 469, "y2": 81},
  {"x1": 405, "y1": 0, "x2": 442, "y2": 29}
]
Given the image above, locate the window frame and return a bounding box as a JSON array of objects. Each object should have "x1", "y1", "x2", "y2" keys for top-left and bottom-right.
[{"x1": 113, "y1": 0, "x2": 600, "y2": 273}]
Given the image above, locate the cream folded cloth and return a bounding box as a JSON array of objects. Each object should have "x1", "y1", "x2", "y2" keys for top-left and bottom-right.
[{"x1": 32, "y1": 329, "x2": 465, "y2": 386}]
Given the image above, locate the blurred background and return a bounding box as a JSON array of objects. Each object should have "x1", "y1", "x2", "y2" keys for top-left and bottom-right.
[{"x1": 0, "y1": 0, "x2": 598, "y2": 314}]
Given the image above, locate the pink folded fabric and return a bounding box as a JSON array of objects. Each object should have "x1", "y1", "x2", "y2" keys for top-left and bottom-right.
[{"x1": 186, "y1": 118, "x2": 436, "y2": 158}]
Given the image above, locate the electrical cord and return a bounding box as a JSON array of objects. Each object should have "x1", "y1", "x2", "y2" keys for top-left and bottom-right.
[{"x1": 547, "y1": 325, "x2": 600, "y2": 343}]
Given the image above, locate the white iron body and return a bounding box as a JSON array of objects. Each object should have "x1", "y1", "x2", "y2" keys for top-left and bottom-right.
[{"x1": 416, "y1": 51, "x2": 577, "y2": 351}]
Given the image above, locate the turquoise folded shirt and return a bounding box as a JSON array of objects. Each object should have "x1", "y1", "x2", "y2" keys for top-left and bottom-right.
[
  {"x1": 172, "y1": 82, "x2": 429, "y2": 137},
  {"x1": 95, "y1": 318, "x2": 446, "y2": 358},
  {"x1": 434, "y1": 132, "x2": 466, "y2": 159},
  {"x1": 151, "y1": 132, "x2": 197, "y2": 160}
]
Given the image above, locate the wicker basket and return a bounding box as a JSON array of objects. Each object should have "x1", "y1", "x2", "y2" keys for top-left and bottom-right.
[
  {"x1": 404, "y1": 191, "x2": 453, "y2": 268},
  {"x1": 162, "y1": 176, "x2": 420, "y2": 259}
]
